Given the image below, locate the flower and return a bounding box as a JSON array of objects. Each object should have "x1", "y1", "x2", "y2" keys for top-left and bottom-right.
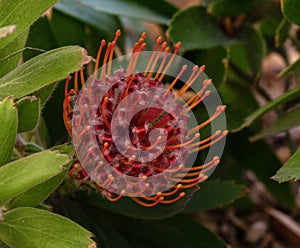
[{"x1": 63, "y1": 30, "x2": 227, "y2": 207}]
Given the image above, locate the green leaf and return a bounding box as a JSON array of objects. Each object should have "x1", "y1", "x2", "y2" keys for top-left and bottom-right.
[
  {"x1": 0, "y1": 207, "x2": 94, "y2": 248},
  {"x1": 79, "y1": 0, "x2": 177, "y2": 24},
  {"x1": 208, "y1": 0, "x2": 270, "y2": 17},
  {"x1": 185, "y1": 46, "x2": 230, "y2": 88},
  {"x1": 278, "y1": 57, "x2": 300, "y2": 78},
  {"x1": 235, "y1": 86, "x2": 300, "y2": 131},
  {"x1": 228, "y1": 42, "x2": 252, "y2": 80},
  {"x1": 6, "y1": 171, "x2": 67, "y2": 209},
  {"x1": 168, "y1": 6, "x2": 231, "y2": 50},
  {"x1": 54, "y1": 0, "x2": 123, "y2": 40},
  {"x1": 273, "y1": 148, "x2": 300, "y2": 182},
  {"x1": 6, "y1": 145, "x2": 74, "y2": 209},
  {"x1": 0, "y1": 0, "x2": 58, "y2": 48},
  {"x1": 250, "y1": 107, "x2": 300, "y2": 141},
  {"x1": 220, "y1": 81, "x2": 258, "y2": 130},
  {"x1": 59, "y1": 199, "x2": 226, "y2": 248},
  {"x1": 275, "y1": 19, "x2": 290, "y2": 48},
  {"x1": 16, "y1": 96, "x2": 40, "y2": 133},
  {"x1": 0, "y1": 148, "x2": 71, "y2": 204},
  {"x1": 76, "y1": 188, "x2": 197, "y2": 220},
  {"x1": 0, "y1": 97, "x2": 17, "y2": 166},
  {"x1": 281, "y1": 0, "x2": 300, "y2": 26},
  {"x1": 0, "y1": 46, "x2": 92, "y2": 99},
  {"x1": 184, "y1": 181, "x2": 244, "y2": 212},
  {"x1": 0, "y1": 29, "x2": 29, "y2": 79},
  {"x1": 244, "y1": 25, "x2": 266, "y2": 79},
  {"x1": 0, "y1": 25, "x2": 16, "y2": 39}
]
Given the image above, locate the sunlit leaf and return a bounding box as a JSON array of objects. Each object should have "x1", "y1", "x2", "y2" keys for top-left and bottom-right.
[
  {"x1": 0, "y1": 46, "x2": 92, "y2": 99},
  {"x1": 0, "y1": 97, "x2": 17, "y2": 166},
  {"x1": 0, "y1": 29, "x2": 29, "y2": 78},
  {"x1": 0, "y1": 207, "x2": 94, "y2": 248},
  {"x1": 16, "y1": 96, "x2": 40, "y2": 133},
  {"x1": 0, "y1": 148, "x2": 71, "y2": 204},
  {"x1": 0, "y1": 0, "x2": 57, "y2": 48}
]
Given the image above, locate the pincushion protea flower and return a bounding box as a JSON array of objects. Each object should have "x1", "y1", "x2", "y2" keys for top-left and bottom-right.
[{"x1": 63, "y1": 30, "x2": 227, "y2": 207}]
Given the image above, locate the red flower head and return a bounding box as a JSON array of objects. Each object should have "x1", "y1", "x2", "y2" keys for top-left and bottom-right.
[{"x1": 63, "y1": 30, "x2": 227, "y2": 207}]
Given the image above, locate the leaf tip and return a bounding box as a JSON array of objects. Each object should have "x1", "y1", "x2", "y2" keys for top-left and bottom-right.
[{"x1": 80, "y1": 48, "x2": 93, "y2": 68}]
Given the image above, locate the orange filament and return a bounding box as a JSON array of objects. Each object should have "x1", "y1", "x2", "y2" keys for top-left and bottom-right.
[
  {"x1": 132, "y1": 196, "x2": 164, "y2": 207},
  {"x1": 142, "y1": 192, "x2": 162, "y2": 201},
  {"x1": 164, "y1": 65, "x2": 188, "y2": 96},
  {"x1": 188, "y1": 130, "x2": 221, "y2": 148},
  {"x1": 127, "y1": 33, "x2": 147, "y2": 75},
  {"x1": 147, "y1": 41, "x2": 167, "y2": 80},
  {"x1": 95, "y1": 161, "x2": 104, "y2": 173},
  {"x1": 180, "y1": 180, "x2": 202, "y2": 189},
  {"x1": 182, "y1": 90, "x2": 211, "y2": 114},
  {"x1": 124, "y1": 74, "x2": 135, "y2": 97},
  {"x1": 176, "y1": 159, "x2": 220, "y2": 177},
  {"x1": 177, "y1": 65, "x2": 205, "y2": 98},
  {"x1": 184, "y1": 79, "x2": 212, "y2": 107},
  {"x1": 180, "y1": 156, "x2": 220, "y2": 172},
  {"x1": 80, "y1": 69, "x2": 85, "y2": 88},
  {"x1": 154, "y1": 47, "x2": 170, "y2": 79},
  {"x1": 104, "y1": 190, "x2": 125, "y2": 202},
  {"x1": 158, "y1": 42, "x2": 181, "y2": 81},
  {"x1": 179, "y1": 174, "x2": 208, "y2": 189},
  {"x1": 64, "y1": 76, "x2": 71, "y2": 96},
  {"x1": 101, "y1": 96, "x2": 111, "y2": 129},
  {"x1": 107, "y1": 41, "x2": 116, "y2": 78},
  {"x1": 100, "y1": 42, "x2": 112, "y2": 81},
  {"x1": 125, "y1": 174, "x2": 147, "y2": 186},
  {"x1": 144, "y1": 36, "x2": 163, "y2": 75},
  {"x1": 164, "y1": 133, "x2": 200, "y2": 150},
  {"x1": 68, "y1": 163, "x2": 80, "y2": 178},
  {"x1": 74, "y1": 71, "x2": 79, "y2": 91},
  {"x1": 161, "y1": 184, "x2": 182, "y2": 196},
  {"x1": 129, "y1": 183, "x2": 150, "y2": 196},
  {"x1": 132, "y1": 43, "x2": 147, "y2": 73},
  {"x1": 82, "y1": 147, "x2": 97, "y2": 166},
  {"x1": 161, "y1": 192, "x2": 185, "y2": 204},
  {"x1": 77, "y1": 125, "x2": 91, "y2": 141},
  {"x1": 140, "y1": 136, "x2": 162, "y2": 151},
  {"x1": 188, "y1": 105, "x2": 227, "y2": 135},
  {"x1": 189, "y1": 130, "x2": 228, "y2": 153},
  {"x1": 94, "y1": 39, "x2": 106, "y2": 78},
  {"x1": 102, "y1": 142, "x2": 109, "y2": 154},
  {"x1": 149, "y1": 163, "x2": 184, "y2": 173}
]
